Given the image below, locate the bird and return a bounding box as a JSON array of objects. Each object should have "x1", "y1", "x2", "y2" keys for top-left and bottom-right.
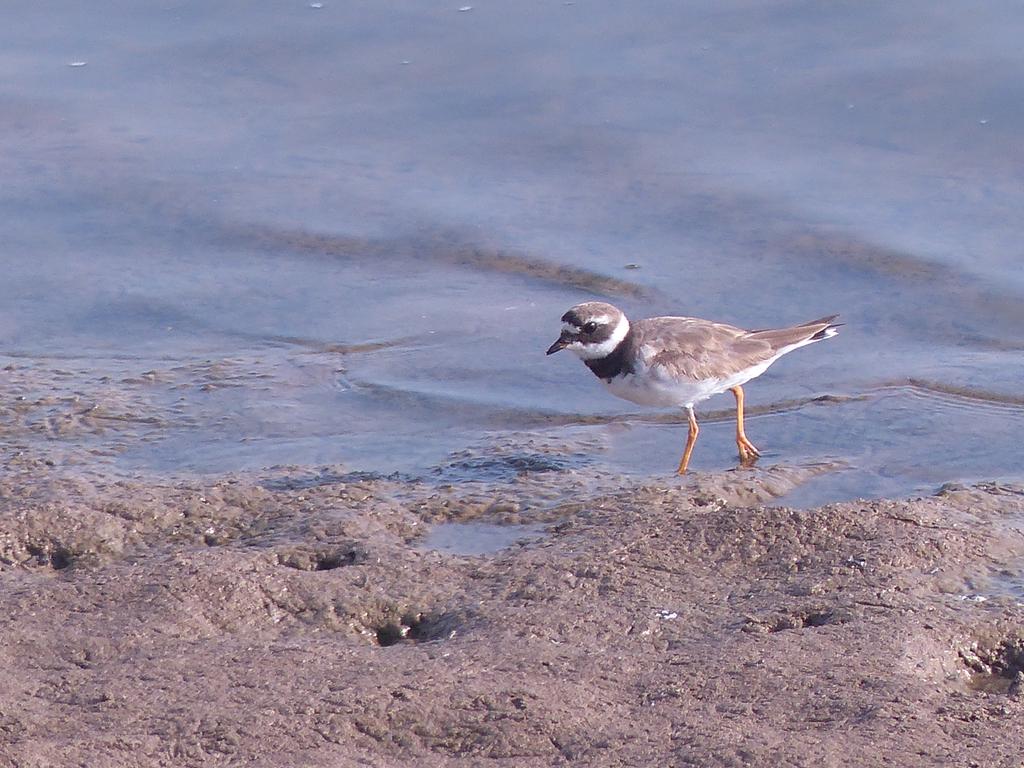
[{"x1": 546, "y1": 301, "x2": 840, "y2": 473}]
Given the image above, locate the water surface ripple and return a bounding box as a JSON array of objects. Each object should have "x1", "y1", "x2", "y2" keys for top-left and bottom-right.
[{"x1": 3, "y1": 1, "x2": 1024, "y2": 506}]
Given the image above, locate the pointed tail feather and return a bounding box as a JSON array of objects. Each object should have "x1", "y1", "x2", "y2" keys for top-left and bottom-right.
[
  {"x1": 803, "y1": 315, "x2": 843, "y2": 342},
  {"x1": 745, "y1": 315, "x2": 841, "y2": 352}
]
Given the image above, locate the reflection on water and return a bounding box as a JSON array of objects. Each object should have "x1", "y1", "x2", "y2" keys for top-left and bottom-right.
[{"x1": 2, "y1": 1, "x2": 1024, "y2": 506}]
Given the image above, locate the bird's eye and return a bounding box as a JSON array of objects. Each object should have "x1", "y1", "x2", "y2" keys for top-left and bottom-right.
[{"x1": 582, "y1": 321, "x2": 598, "y2": 333}]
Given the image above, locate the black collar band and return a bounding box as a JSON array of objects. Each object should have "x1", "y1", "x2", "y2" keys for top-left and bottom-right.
[{"x1": 583, "y1": 328, "x2": 635, "y2": 381}]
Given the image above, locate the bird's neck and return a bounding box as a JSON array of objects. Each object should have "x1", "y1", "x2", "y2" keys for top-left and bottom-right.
[{"x1": 584, "y1": 327, "x2": 635, "y2": 381}]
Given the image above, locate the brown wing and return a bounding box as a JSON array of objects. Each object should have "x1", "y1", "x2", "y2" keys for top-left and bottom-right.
[
  {"x1": 744, "y1": 315, "x2": 840, "y2": 347},
  {"x1": 633, "y1": 317, "x2": 777, "y2": 381},
  {"x1": 634, "y1": 314, "x2": 839, "y2": 381}
]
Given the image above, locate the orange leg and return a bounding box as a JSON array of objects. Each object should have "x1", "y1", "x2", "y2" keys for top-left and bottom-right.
[
  {"x1": 676, "y1": 406, "x2": 699, "y2": 474},
  {"x1": 731, "y1": 385, "x2": 761, "y2": 464}
]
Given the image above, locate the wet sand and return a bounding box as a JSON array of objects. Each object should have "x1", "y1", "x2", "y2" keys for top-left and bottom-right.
[
  {"x1": 5, "y1": 1, "x2": 1024, "y2": 763},
  {"x1": 3, "y1": 441, "x2": 1024, "y2": 766}
]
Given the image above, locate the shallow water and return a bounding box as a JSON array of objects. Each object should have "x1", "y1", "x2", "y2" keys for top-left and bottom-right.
[
  {"x1": 419, "y1": 522, "x2": 546, "y2": 556},
  {"x1": 3, "y1": 1, "x2": 1024, "y2": 505}
]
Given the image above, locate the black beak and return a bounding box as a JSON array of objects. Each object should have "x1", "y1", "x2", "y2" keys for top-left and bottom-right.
[{"x1": 546, "y1": 334, "x2": 570, "y2": 355}]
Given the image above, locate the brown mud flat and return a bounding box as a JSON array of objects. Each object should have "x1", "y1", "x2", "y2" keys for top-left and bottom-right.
[{"x1": 2, "y1": 458, "x2": 1024, "y2": 767}]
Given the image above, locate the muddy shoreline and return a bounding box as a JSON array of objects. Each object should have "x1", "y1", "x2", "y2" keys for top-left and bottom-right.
[{"x1": 2, "y1": 452, "x2": 1023, "y2": 767}]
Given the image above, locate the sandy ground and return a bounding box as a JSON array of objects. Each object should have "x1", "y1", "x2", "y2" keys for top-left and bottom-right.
[{"x1": 1, "y1": 444, "x2": 1024, "y2": 768}]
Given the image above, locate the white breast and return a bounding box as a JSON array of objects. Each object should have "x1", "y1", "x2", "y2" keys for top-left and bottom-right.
[
  {"x1": 601, "y1": 354, "x2": 780, "y2": 409},
  {"x1": 602, "y1": 372, "x2": 720, "y2": 408}
]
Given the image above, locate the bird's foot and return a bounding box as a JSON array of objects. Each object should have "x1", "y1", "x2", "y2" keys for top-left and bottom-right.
[{"x1": 736, "y1": 436, "x2": 761, "y2": 465}]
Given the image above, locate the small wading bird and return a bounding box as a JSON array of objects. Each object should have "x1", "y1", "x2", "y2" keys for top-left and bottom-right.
[{"x1": 547, "y1": 301, "x2": 840, "y2": 473}]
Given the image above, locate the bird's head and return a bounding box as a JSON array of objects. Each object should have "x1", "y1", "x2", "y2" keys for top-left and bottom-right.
[{"x1": 546, "y1": 302, "x2": 629, "y2": 360}]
